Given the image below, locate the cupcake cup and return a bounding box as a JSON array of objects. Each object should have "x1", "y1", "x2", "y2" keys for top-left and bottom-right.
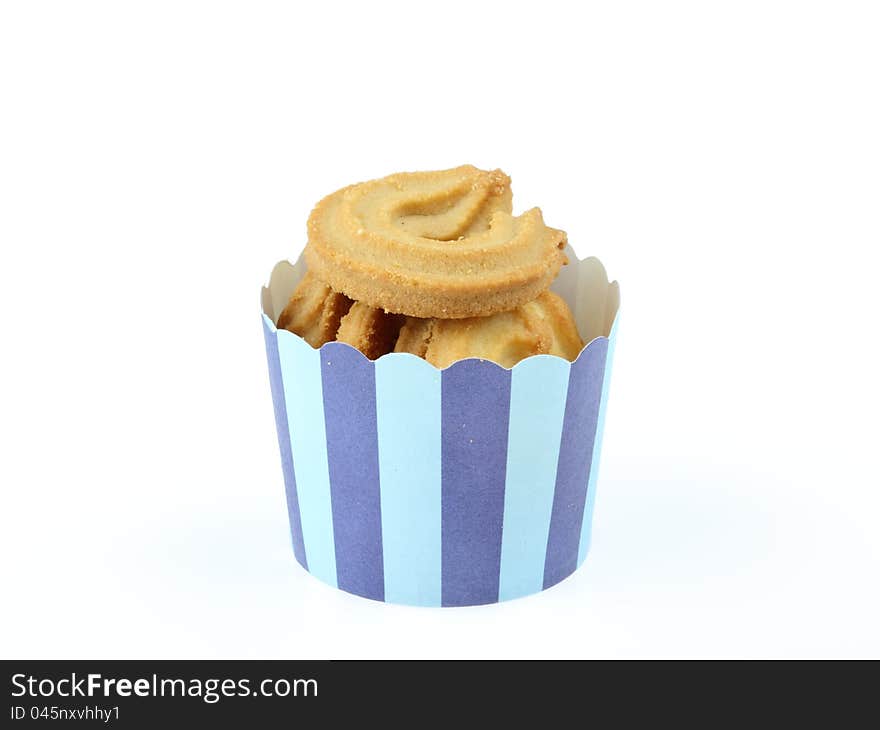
[{"x1": 261, "y1": 245, "x2": 619, "y2": 606}]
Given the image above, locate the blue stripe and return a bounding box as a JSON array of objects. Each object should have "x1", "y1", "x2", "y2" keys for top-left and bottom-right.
[
  {"x1": 321, "y1": 343, "x2": 384, "y2": 601},
  {"x1": 276, "y1": 330, "x2": 337, "y2": 588},
  {"x1": 578, "y1": 320, "x2": 619, "y2": 566},
  {"x1": 441, "y1": 359, "x2": 511, "y2": 607},
  {"x1": 375, "y1": 354, "x2": 442, "y2": 606},
  {"x1": 262, "y1": 316, "x2": 307, "y2": 569},
  {"x1": 498, "y1": 356, "x2": 570, "y2": 601},
  {"x1": 543, "y1": 338, "x2": 608, "y2": 590}
]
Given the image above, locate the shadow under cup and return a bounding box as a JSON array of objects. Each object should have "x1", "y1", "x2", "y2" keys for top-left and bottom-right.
[{"x1": 261, "y1": 246, "x2": 620, "y2": 606}]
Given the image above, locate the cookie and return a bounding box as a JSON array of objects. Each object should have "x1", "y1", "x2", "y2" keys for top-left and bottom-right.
[
  {"x1": 304, "y1": 165, "x2": 568, "y2": 319},
  {"x1": 336, "y1": 302, "x2": 406, "y2": 360},
  {"x1": 394, "y1": 291, "x2": 583, "y2": 369},
  {"x1": 276, "y1": 271, "x2": 353, "y2": 347}
]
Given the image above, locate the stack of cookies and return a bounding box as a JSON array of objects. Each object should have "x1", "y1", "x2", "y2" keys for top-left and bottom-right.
[{"x1": 277, "y1": 165, "x2": 584, "y2": 368}]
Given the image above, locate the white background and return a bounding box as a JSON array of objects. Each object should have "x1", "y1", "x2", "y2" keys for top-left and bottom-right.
[{"x1": 2, "y1": 1, "x2": 879, "y2": 659}]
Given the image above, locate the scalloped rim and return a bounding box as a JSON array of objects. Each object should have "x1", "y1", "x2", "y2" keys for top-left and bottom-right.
[{"x1": 261, "y1": 244, "x2": 620, "y2": 373}]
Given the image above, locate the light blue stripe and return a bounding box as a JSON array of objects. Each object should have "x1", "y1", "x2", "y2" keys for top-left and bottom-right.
[
  {"x1": 375, "y1": 354, "x2": 442, "y2": 606},
  {"x1": 577, "y1": 319, "x2": 619, "y2": 566},
  {"x1": 498, "y1": 355, "x2": 571, "y2": 601},
  {"x1": 276, "y1": 332, "x2": 337, "y2": 588}
]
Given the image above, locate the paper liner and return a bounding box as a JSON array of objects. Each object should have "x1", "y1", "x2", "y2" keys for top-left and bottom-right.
[{"x1": 261, "y1": 245, "x2": 620, "y2": 606}]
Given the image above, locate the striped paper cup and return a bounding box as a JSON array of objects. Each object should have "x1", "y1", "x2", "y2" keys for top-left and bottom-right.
[{"x1": 261, "y1": 245, "x2": 619, "y2": 606}]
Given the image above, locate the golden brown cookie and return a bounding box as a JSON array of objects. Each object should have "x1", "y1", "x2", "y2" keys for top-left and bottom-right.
[
  {"x1": 392, "y1": 317, "x2": 434, "y2": 359},
  {"x1": 305, "y1": 165, "x2": 568, "y2": 319},
  {"x1": 276, "y1": 271, "x2": 353, "y2": 347},
  {"x1": 335, "y1": 302, "x2": 406, "y2": 360},
  {"x1": 394, "y1": 291, "x2": 584, "y2": 369},
  {"x1": 523, "y1": 290, "x2": 584, "y2": 360}
]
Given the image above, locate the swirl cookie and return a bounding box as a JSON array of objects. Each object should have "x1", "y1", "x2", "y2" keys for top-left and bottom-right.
[
  {"x1": 336, "y1": 303, "x2": 406, "y2": 360},
  {"x1": 394, "y1": 291, "x2": 583, "y2": 369},
  {"x1": 276, "y1": 271, "x2": 352, "y2": 347},
  {"x1": 304, "y1": 165, "x2": 568, "y2": 318}
]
